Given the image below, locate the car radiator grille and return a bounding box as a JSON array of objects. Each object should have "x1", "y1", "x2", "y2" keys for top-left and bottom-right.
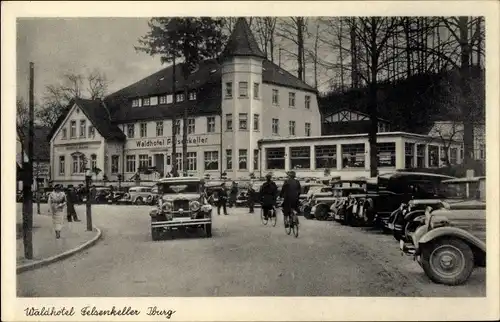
[{"x1": 173, "y1": 200, "x2": 190, "y2": 211}]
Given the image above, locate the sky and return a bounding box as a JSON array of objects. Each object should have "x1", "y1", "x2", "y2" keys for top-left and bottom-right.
[{"x1": 16, "y1": 18, "x2": 162, "y2": 103}]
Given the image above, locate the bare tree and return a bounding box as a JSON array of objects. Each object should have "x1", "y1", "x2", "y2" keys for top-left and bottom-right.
[
  {"x1": 87, "y1": 69, "x2": 109, "y2": 100},
  {"x1": 253, "y1": 17, "x2": 278, "y2": 62},
  {"x1": 276, "y1": 17, "x2": 307, "y2": 80},
  {"x1": 16, "y1": 98, "x2": 30, "y2": 159}
]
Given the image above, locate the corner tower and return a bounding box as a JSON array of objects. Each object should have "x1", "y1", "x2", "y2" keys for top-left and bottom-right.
[{"x1": 220, "y1": 17, "x2": 266, "y2": 179}]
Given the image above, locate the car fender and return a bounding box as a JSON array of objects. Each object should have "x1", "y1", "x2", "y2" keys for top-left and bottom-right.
[
  {"x1": 419, "y1": 226, "x2": 486, "y2": 253},
  {"x1": 403, "y1": 209, "x2": 426, "y2": 222}
]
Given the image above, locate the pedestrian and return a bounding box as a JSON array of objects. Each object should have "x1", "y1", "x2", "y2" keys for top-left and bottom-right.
[
  {"x1": 280, "y1": 171, "x2": 301, "y2": 226},
  {"x1": 66, "y1": 186, "x2": 81, "y2": 222},
  {"x1": 229, "y1": 181, "x2": 238, "y2": 208},
  {"x1": 48, "y1": 184, "x2": 67, "y2": 239},
  {"x1": 247, "y1": 181, "x2": 256, "y2": 214},
  {"x1": 259, "y1": 173, "x2": 278, "y2": 219},
  {"x1": 90, "y1": 185, "x2": 97, "y2": 204},
  {"x1": 217, "y1": 182, "x2": 228, "y2": 215}
]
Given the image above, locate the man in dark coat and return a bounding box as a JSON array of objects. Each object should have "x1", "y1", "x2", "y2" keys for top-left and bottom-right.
[
  {"x1": 228, "y1": 181, "x2": 238, "y2": 208},
  {"x1": 216, "y1": 183, "x2": 229, "y2": 216},
  {"x1": 66, "y1": 186, "x2": 81, "y2": 222},
  {"x1": 280, "y1": 171, "x2": 301, "y2": 223},
  {"x1": 247, "y1": 181, "x2": 256, "y2": 214},
  {"x1": 259, "y1": 173, "x2": 278, "y2": 219}
]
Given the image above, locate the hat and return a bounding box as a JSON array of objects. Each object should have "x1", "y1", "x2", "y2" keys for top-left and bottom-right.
[
  {"x1": 287, "y1": 171, "x2": 296, "y2": 178},
  {"x1": 265, "y1": 172, "x2": 273, "y2": 178}
]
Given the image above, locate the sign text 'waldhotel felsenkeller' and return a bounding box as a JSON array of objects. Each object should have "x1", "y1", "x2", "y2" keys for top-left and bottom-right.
[{"x1": 134, "y1": 136, "x2": 209, "y2": 148}]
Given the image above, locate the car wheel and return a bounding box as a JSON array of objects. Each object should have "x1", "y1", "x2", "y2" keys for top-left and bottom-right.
[
  {"x1": 135, "y1": 197, "x2": 143, "y2": 205},
  {"x1": 421, "y1": 238, "x2": 475, "y2": 286},
  {"x1": 303, "y1": 206, "x2": 314, "y2": 219},
  {"x1": 339, "y1": 208, "x2": 346, "y2": 225},
  {"x1": 314, "y1": 205, "x2": 329, "y2": 221},
  {"x1": 151, "y1": 227, "x2": 162, "y2": 241},
  {"x1": 205, "y1": 224, "x2": 212, "y2": 238}
]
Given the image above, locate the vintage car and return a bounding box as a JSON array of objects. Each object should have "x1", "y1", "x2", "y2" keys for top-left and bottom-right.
[
  {"x1": 349, "y1": 172, "x2": 455, "y2": 228},
  {"x1": 149, "y1": 177, "x2": 212, "y2": 240},
  {"x1": 399, "y1": 195, "x2": 486, "y2": 285},
  {"x1": 304, "y1": 186, "x2": 335, "y2": 220},
  {"x1": 146, "y1": 186, "x2": 160, "y2": 205},
  {"x1": 106, "y1": 188, "x2": 128, "y2": 204},
  {"x1": 330, "y1": 186, "x2": 368, "y2": 222},
  {"x1": 118, "y1": 186, "x2": 154, "y2": 205}
]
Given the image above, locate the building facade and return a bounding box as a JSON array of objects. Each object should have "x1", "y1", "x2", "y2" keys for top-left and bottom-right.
[
  {"x1": 48, "y1": 18, "x2": 321, "y2": 186},
  {"x1": 258, "y1": 132, "x2": 463, "y2": 180}
]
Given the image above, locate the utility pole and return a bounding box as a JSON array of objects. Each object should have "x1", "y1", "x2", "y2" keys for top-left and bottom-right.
[
  {"x1": 22, "y1": 62, "x2": 35, "y2": 259},
  {"x1": 171, "y1": 57, "x2": 178, "y2": 177}
]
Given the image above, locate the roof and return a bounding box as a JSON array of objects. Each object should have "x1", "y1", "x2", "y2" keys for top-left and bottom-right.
[
  {"x1": 378, "y1": 172, "x2": 455, "y2": 179},
  {"x1": 158, "y1": 177, "x2": 202, "y2": 183},
  {"x1": 47, "y1": 98, "x2": 126, "y2": 142},
  {"x1": 220, "y1": 17, "x2": 266, "y2": 60},
  {"x1": 442, "y1": 177, "x2": 486, "y2": 183}
]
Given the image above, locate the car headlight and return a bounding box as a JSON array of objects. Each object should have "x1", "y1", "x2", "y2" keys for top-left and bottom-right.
[
  {"x1": 190, "y1": 201, "x2": 201, "y2": 212},
  {"x1": 162, "y1": 201, "x2": 173, "y2": 212}
]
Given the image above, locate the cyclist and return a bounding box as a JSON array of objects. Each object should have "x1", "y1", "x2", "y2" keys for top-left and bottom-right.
[
  {"x1": 259, "y1": 173, "x2": 278, "y2": 220},
  {"x1": 280, "y1": 171, "x2": 301, "y2": 227}
]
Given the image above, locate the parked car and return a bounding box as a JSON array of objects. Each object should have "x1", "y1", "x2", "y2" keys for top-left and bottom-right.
[
  {"x1": 330, "y1": 186, "x2": 369, "y2": 222},
  {"x1": 303, "y1": 186, "x2": 334, "y2": 220},
  {"x1": 146, "y1": 186, "x2": 160, "y2": 205},
  {"x1": 399, "y1": 182, "x2": 486, "y2": 286},
  {"x1": 118, "y1": 186, "x2": 154, "y2": 205},
  {"x1": 107, "y1": 189, "x2": 127, "y2": 204},
  {"x1": 149, "y1": 177, "x2": 212, "y2": 240},
  {"x1": 349, "y1": 172, "x2": 455, "y2": 228},
  {"x1": 94, "y1": 187, "x2": 112, "y2": 204}
]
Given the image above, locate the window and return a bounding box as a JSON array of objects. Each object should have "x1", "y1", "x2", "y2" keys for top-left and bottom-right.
[
  {"x1": 167, "y1": 94, "x2": 173, "y2": 104},
  {"x1": 290, "y1": 146, "x2": 310, "y2": 169},
  {"x1": 79, "y1": 120, "x2": 86, "y2": 137},
  {"x1": 126, "y1": 155, "x2": 136, "y2": 173},
  {"x1": 272, "y1": 89, "x2": 279, "y2": 105},
  {"x1": 175, "y1": 153, "x2": 182, "y2": 172},
  {"x1": 187, "y1": 118, "x2": 195, "y2": 134},
  {"x1": 341, "y1": 143, "x2": 365, "y2": 168},
  {"x1": 405, "y1": 143, "x2": 415, "y2": 168},
  {"x1": 166, "y1": 155, "x2": 171, "y2": 166},
  {"x1": 111, "y1": 155, "x2": 119, "y2": 173},
  {"x1": 239, "y1": 149, "x2": 247, "y2": 170},
  {"x1": 140, "y1": 123, "x2": 148, "y2": 138},
  {"x1": 253, "y1": 114, "x2": 259, "y2": 131},
  {"x1": 159, "y1": 95, "x2": 167, "y2": 104},
  {"x1": 207, "y1": 117, "x2": 216, "y2": 133},
  {"x1": 289, "y1": 121, "x2": 296, "y2": 136},
  {"x1": 428, "y1": 145, "x2": 439, "y2": 167},
  {"x1": 272, "y1": 119, "x2": 279, "y2": 135},
  {"x1": 90, "y1": 154, "x2": 97, "y2": 170},
  {"x1": 127, "y1": 124, "x2": 135, "y2": 138},
  {"x1": 132, "y1": 99, "x2": 141, "y2": 107},
  {"x1": 226, "y1": 149, "x2": 232, "y2": 170},
  {"x1": 70, "y1": 121, "x2": 76, "y2": 138},
  {"x1": 417, "y1": 144, "x2": 425, "y2": 168},
  {"x1": 88, "y1": 125, "x2": 95, "y2": 138},
  {"x1": 266, "y1": 147, "x2": 285, "y2": 170},
  {"x1": 377, "y1": 142, "x2": 396, "y2": 167},
  {"x1": 239, "y1": 82, "x2": 248, "y2": 98},
  {"x1": 254, "y1": 149, "x2": 259, "y2": 170},
  {"x1": 174, "y1": 120, "x2": 181, "y2": 135},
  {"x1": 61, "y1": 128, "x2": 67, "y2": 140},
  {"x1": 239, "y1": 113, "x2": 248, "y2": 130},
  {"x1": 253, "y1": 83, "x2": 259, "y2": 99},
  {"x1": 450, "y1": 147, "x2": 458, "y2": 165},
  {"x1": 305, "y1": 95, "x2": 311, "y2": 109},
  {"x1": 226, "y1": 113, "x2": 233, "y2": 131},
  {"x1": 143, "y1": 97, "x2": 150, "y2": 106},
  {"x1": 187, "y1": 152, "x2": 197, "y2": 171},
  {"x1": 139, "y1": 154, "x2": 149, "y2": 170},
  {"x1": 71, "y1": 154, "x2": 85, "y2": 174},
  {"x1": 188, "y1": 91, "x2": 196, "y2": 101},
  {"x1": 305, "y1": 122, "x2": 311, "y2": 136},
  {"x1": 176, "y1": 93, "x2": 184, "y2": 102},
  {"x1": 156, "y1": 122, "x2": 163, "y2": 136},
  {"x1": 150, "y1": 96, "x2": 158, "y2": 106},
  {"x1": 59, "y1": 156, "x2": 65, "y2": 175},
  {"x1": 479, "y1": 144, "x2": 485, "y2": 159},
  {"x1": 204, "y1": 151, "x2": 219, "y2": 171},
  {"x1": 225, "y1": 82, "x2": 233, "y2": 98},
  {"x1": 315, "y1": 145, "x2": 337, "y2": 169},
  {"x1": 289, "y1": 92, "x2": 296, "y2": 107}
]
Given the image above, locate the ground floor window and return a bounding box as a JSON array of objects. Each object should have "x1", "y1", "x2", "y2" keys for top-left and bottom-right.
[
  {"x1": 290, "y1": 146, "x2": 310, "y2": 169},
  {"x1": 315, "y1": 145, "x2": 337, "y2": 169},
  {"x1": 90, "y1": 154, "x2": 97, "y2": 170},
  {"x1": 204, "y1": 151, "x2": 219, "y2": 171},
  {"x1": 138, "y1": 154, "x2": 150, "y2": 171},
  {"x1": 126, "y1": 155, "x2": 136, "y2": 173},
  {"x1": 377, "y1": 142, "x2": 396, "y2": 167},
  {"x1": 254, "y1": 149, "x2": 259, "y2": 170},
  {"x1": 59, "y1": 156, "x2": 65, "y2": 175},
  {"x1": 428, "y1": 145, "x2": 439, "y2": 167},
  {"x1": 226, "y1": 149, "x2": 232, "y2": 171},
  {"x1": 111, "y1": 155, "x2": 119, "y2": 173},
  {"x1": 239, "y1": 149, "x2": 247, "y2": 170},
  {"x1": 417, "y1": 144, "x2": 425, "y2": 168},
  {"x1": 404, "y1": 143, "x2": 415, "y2": 168},
  {"x1": 266, "y1": 147, "x2": 285, "y2": 170},
  {"x1": 341, "y1": 143, "x2": 365, "y2": 168},
  {"x1": 176, "y1": 153, "x2": 182, "y2": 171},
  {"x1": 187, "y1": 152, "x2": 197, "y2": 171},
  {"x1": 71, "y1": 153, "x2": 85, "y2": 174}
]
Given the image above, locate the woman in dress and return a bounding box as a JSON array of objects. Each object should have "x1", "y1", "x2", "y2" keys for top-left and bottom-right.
[{"x1": 48, "y1": 184, "x2": 67, "y2": 239}]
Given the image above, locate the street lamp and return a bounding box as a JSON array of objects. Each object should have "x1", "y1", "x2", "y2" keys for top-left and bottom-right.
[{"x1": 85, "y1": 168, "x2": 93, "y2": 231}]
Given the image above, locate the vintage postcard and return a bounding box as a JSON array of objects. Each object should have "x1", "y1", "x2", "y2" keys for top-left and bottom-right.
[{"x1": 2, "y1": 1, "x2": 499, "y2": 321}]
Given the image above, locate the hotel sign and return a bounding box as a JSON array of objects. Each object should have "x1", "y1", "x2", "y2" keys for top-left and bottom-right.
[{"x1": 133, "y1": 136, "x2": 210, "y2": 149}]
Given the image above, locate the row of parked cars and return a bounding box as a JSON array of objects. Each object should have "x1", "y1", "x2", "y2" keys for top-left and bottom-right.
[{"x1": 299, "y1": 172, "x2": 486, "y2": 286}]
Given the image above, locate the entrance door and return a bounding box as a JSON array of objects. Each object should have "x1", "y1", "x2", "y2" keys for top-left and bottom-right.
[{"x1": 154, "y1": 154, "x2": 165, "y2": 177}]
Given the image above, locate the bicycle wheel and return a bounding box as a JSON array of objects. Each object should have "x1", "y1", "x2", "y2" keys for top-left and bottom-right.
[
  {"x1": 292, "y1": 215, "x2": 299, "y2": 238},
  {"x1": 261, "y1": 208, "x2": 268, "y2": 225},
  {"x1": 284, "y1": 215, "x2": 292, "y2": 235},
  {"x1": 270, "y1": 209, "x2": 277, "y2": 227}
]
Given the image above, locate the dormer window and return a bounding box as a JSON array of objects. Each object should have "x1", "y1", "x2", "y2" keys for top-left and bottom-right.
[
  {"x1": 143, "y1": 97, "x2": 150, "y2": 106},
  {"x1": 176, "y1": 93, "x2": 185, "y2": 102},
  {"x1": 167, "y1": 94, "x2": 173, "y2": 104},
  {"x1": 189, "y1": 91, "x2": 197, "y2": 101},
  {"x1": 132, "y1": 99, "x2": 141, "y2": 107},
  {"x1": 150, "y1": 96, "x2": 158, "y2": 106},
  {"x1": 159, "y1": 95, "x2": 167, "y2": 104}
]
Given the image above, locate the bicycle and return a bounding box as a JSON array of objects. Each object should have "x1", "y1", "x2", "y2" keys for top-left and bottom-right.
[
  {"x1": 283, "y1": 208, "x2": 299, "y2": 238},
  {"x1": 261, "y1": 206, "x2": 277, "y2": 227}
]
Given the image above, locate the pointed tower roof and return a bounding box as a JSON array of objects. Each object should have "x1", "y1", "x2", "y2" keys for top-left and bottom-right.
[{"x1": 221, "y1": 17, "x2": 266, "y2": 59}]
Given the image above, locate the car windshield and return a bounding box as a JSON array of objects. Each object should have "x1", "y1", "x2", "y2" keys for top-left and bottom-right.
[
  {"x1": 160, "y1": 182, "x2": 200, "y2": 194},
  {"x1": 439, "y1": 181, "x2": 481, "y2": 199}
]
